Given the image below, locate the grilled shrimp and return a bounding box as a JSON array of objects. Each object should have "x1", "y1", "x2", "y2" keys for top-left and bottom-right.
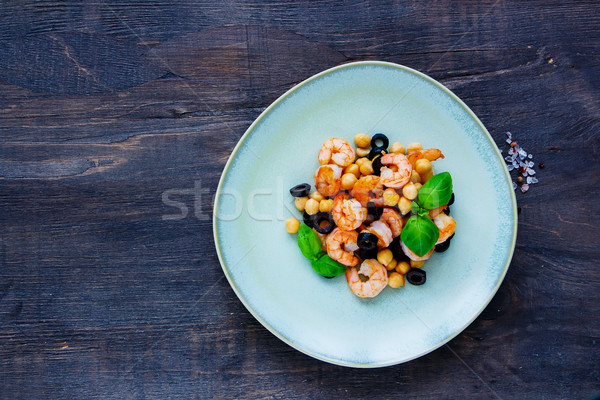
[
  {"x1": 400, "y1": 240, "x2": 434, "y2": 261},
  {"x1": 350, "y1": 175, "x2": 384, "y2": 206},
  {"x1": 380, "y1": 208, "x2": 402, "y2": 237},
  {"x1": 326, "y1": 227, "x2": 360, "y2": 267},
  {"x1": 345, "y1": 259, "x2": 388, "y2": 298},
  {"x1": 331, "y1": 192, "x2": 366, "y2": 231},
  {"x1": 314, "y1": 164, "x2": 342, "y2": 197},
  {"x1": 318, "y1": 137, "x2": 355, "y2": 167},
  {"x1": 428, "y1": 205, "x2": 448, "y2": 218},
  {"x1": 433, "y1": 213, "x2": 456, "y2": 244},
  {"x1": 379, "y1": 153, "x2": 412, "y2": 189},
  {"x1": 407, "y1": 148, "x2": 444, "y2": 168},
  {"x1": 366, "y1": 220, "x2": 393, "y2": 248}
]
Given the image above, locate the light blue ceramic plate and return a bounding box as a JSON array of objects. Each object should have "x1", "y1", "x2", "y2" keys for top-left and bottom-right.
[{"x1": 213, "y1": 61, "x2": 517, "y2": 368}]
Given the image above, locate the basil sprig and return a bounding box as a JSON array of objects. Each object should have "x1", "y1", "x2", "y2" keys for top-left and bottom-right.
[
  {"x1": 310, "y1": 254, "x2": 347, "y2": 277},
  {"x1": 401, "y1": 172, "x2": 453, "y2": 257},
  {"x1": 297, "y1": 224, "x2": 346, "y2": 277},
  {"x1": 297, "y1": 223, "x2": 323, "y2": 260},
  {"x1": 401, "y1": 215, "x2": 439, "y2": 257},
  {"x1": 417, "y1": 172, "x2": 453, "y2": 209}
]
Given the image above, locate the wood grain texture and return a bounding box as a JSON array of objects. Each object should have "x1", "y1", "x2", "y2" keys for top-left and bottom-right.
[{"x1": 0, "y1": 1, "x2": 599, "y2": 399}]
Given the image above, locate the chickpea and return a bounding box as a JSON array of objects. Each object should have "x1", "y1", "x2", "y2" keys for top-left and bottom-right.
[
  {"x1": 355, "y1": 157, "x2": 369, "y2": 167},
  {"x1": 395, "y1": 260, "x2": 411, "y2": 275},
  {"x1": 421, "y1": 170, "x2": 434, "y2": 183},
  {"x1": 356, "y1": 147, "x2": 370, "y2": 158},
  {"x1": 382, "y1": 188, "x2": 400, "y2": 207},
  {"x1": 285, "y1": 218, "x2": 300, "y2": 233},
  {"x1": 305, "y1": 198, "x2": 320, "y2": 215},
  {"x1": 344, "y1": 163, "x2": 361, "y2": 179},
  {"x1": 398, "y1": 196, "x2": 412, "y2": 215},
  {"x1": 388, "y1": 272, "x2": 405, "y2": 288},
  {"x1": 414, "y1": 182, "x2": 422, "y2": 191},
  {"x1": 341, "y1": 173, "x2": 358, "y2": 190},
  {"x1": 415, "y1": 159, "x2": 433, "y2": 175},
  {"x1": 294, "y1": 196, "x2": 309, "y2": 212},
  {"x1": 309, "y1": 191, "x2": 324, "y2": 202},
  {"x1": 354, "y1": 133, "x2": 371, "y2": 148},
  {"x1": 387, "y1": 258, "x2": 398, "y2": 271},
  {"x1": 407, "y1": 142, "x2": 422, "y2": 154},
  {"x1": 402, "y1": 183, "x2": 418, "y2": 200},
  {"x1": 384, "y1": 263, "x2": 395, "y2": 272},
  {"x1": 410, "y1": 170, "x2": 421, "y2": 183},
  {"x1": 377, "y1": 248, "x2": 394, "y2": 267},
  {"x1": 359, "y1": 159, "x2": 374, "y2": 175},
  {"x1": 410, "y1": 260, "x2": 425, "y2": 268},
  {"x1": 319, "y1": 198, "x2": 334, "y2": 212},
  {"x1": 389, "y1": 142, "x2": 405, "y2": 154}
]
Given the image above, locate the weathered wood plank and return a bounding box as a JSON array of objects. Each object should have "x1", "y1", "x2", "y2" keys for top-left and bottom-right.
[{"x1": 0, "y1": 1, "x2": 599, "y2": 399}]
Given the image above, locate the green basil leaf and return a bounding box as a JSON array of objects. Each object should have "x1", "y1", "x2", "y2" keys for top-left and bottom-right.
[
  {"x1": 417, "y1": 172, "x2": 453, "y2": 209},
  {"x1": 400, "y1": 215, "x2": 440, "y2": 257},
  {"x1": 411, "y1": 201, "x2": 430, "y2": 217},
  {"x1": 297, "y1": 223, "x2": 324, "y2": 261},
  {"x1": 411, "y1": 201, "x2": 419, "y2": 215},
  {"x1": 310, "y1": 254, "x2": 347, "y2": 277},
  {"x1": 417, "y1": 205, "x2": 430, "y2": 217}
]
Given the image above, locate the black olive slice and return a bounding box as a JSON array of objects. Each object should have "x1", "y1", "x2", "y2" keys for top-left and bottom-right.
[
  {"x1": 312, "y1": 212, "x2": 335, "y2": 234},
  {"x1": 368, "y1": 147, "x2": 385, "y2": 161},
  {"x1": 366, "y1": 201, "x2": 383, "y2": 221},
  {"x1": 303, "y1": 211, "x2": 315, "y2": 228},
  {"x1": 447, "y1": 192, "x2": 455, "y2": 205},
  {"x1": 372, "y1": 155, "x2": 383, "y2": 175},
  {"x1": 406, "y1": 269, "x2": 426, "y2": 285},
  {"x1": 290, "y1": 183, "x2": 311, "y2": 197},
  {"x1": 357, "y1": 232, "x2": 378, "y2": 251},
  {"x1": 435, "y1": 233, "x2": 456, "y2": 250},
  {"x1": 371, "y1": 133, "x2": 389, "y2": 150},
  {"x1": 434, "y1": 239, "x2": 451, "y2": 252},
  {"x1": 357, "y1": 247, "x2": 378, "y2": 261},
  {"x1": 443, "y1": 206, "x2": 450, "y2": 216},
  {"x1": 389, "y1": 236, "x2": 408, "y2": 261}
]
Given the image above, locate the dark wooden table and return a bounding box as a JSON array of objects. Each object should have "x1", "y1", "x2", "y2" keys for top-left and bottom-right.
[{"x1": 1, "y1": 1, "x2": 598, "y2": 399}]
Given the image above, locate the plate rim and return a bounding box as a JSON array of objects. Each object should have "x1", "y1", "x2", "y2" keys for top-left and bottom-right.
[{"x1": 213, "y1": 60, "x2": 518, "y2": 368}]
